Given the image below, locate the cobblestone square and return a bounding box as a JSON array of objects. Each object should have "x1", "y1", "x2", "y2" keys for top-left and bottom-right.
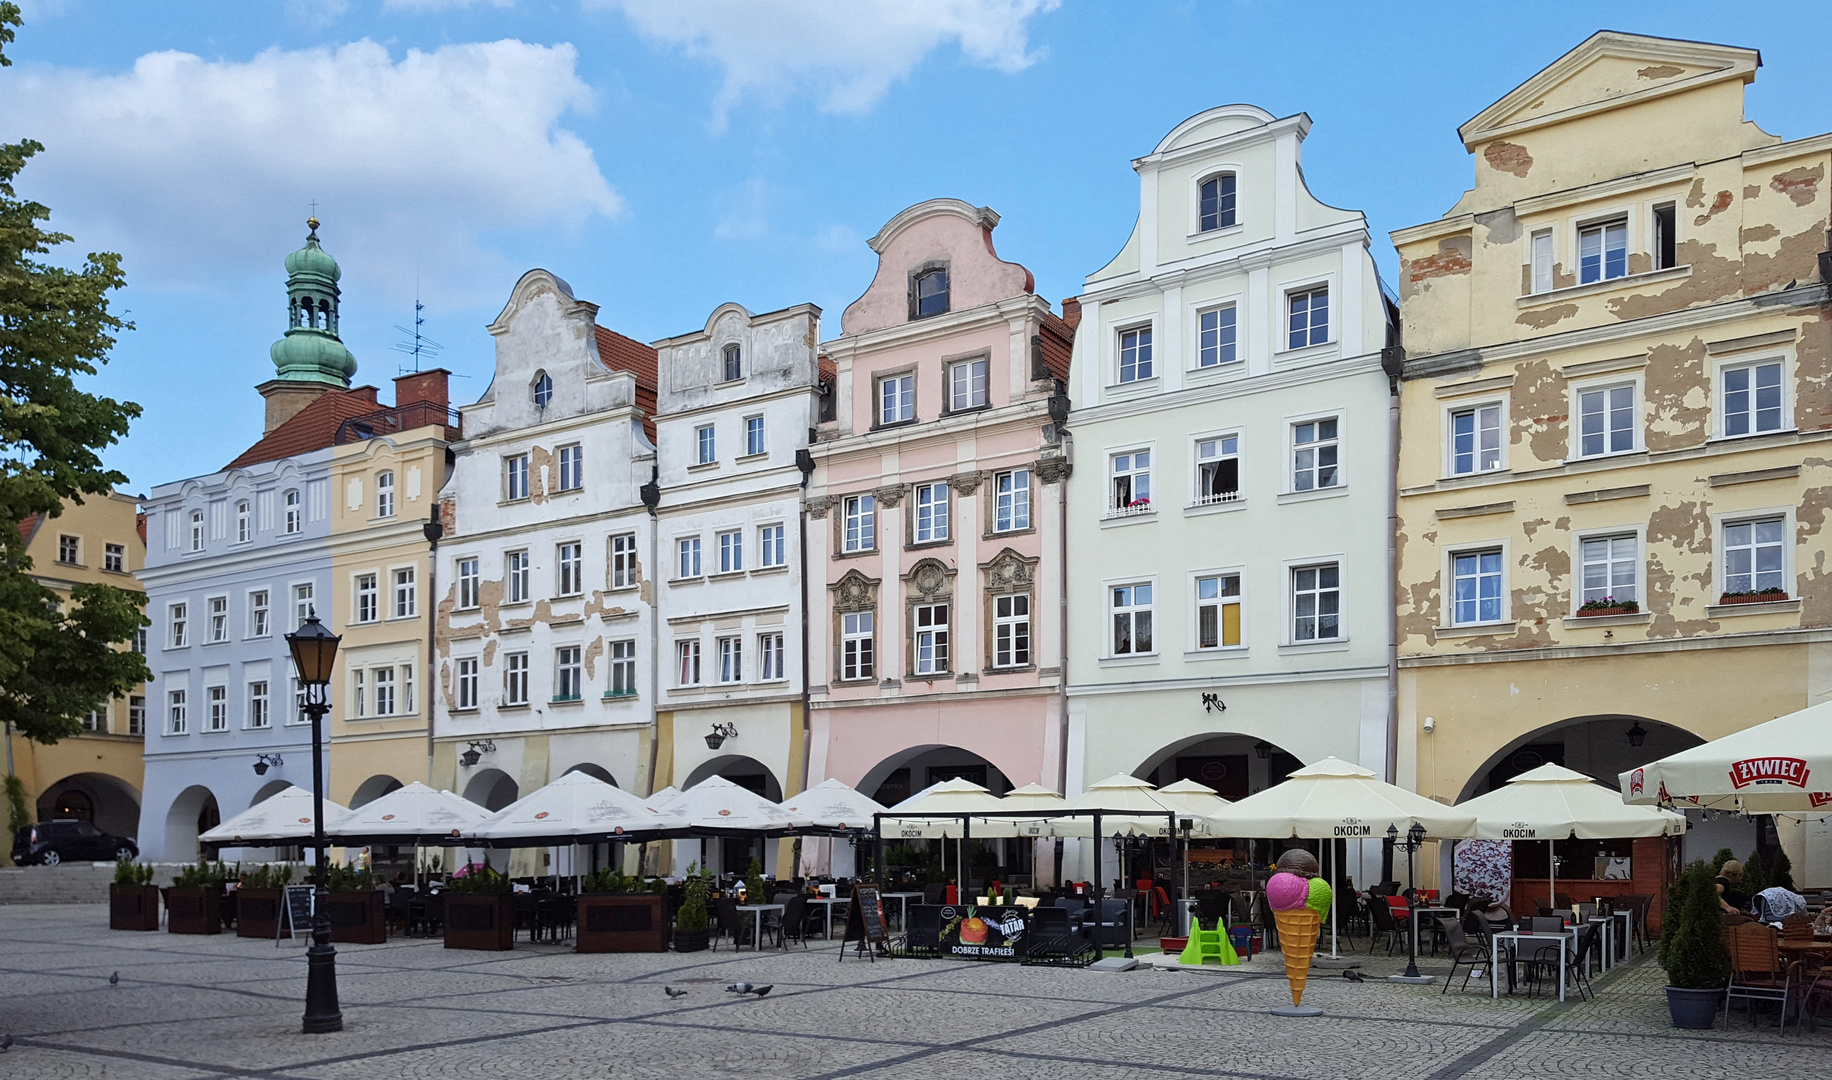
[{"x1": 2, "y1": 905, "x2": 1827, "y2": 1079}]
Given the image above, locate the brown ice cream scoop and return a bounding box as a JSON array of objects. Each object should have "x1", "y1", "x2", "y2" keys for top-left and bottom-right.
[{"x1": 1275, "y1": 849, "x2": 1321, "y2": 878}]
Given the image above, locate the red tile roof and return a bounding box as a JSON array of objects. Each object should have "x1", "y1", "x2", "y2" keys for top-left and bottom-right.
[
  {"x1": 594, "y1": 325, "x2": 659, "y2": 442},
  {"x1": 225, "y1": 386, "x2": 381, "y2": 470},
  {"x1": 1037, "y1": 311, "x2": 1074, "y2": 382},
  {"x1": 18, "y1": 514, "x2": 43, "y2": 549}
]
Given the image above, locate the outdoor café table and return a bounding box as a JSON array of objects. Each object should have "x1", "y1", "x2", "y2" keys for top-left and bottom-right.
[
  {"x1": 736, "y1": 903, "x2": 784, "y2": 950},
  {"x1": 1490, "y1": 927, "x2": 1577, "y2": 1002},
  {"x1": 809, "y1": 896, "x2": 849, "y2": 938},
  {"x1": 883, "y1": 891, "x2": 922, "y2": 930},
  {"x1": 1587, "y1": 917, "x2": 1613, "y2": 975}
]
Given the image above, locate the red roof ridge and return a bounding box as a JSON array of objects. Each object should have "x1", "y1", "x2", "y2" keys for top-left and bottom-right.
[
  {"x1": 593, "y1": 324, "x2": 658, "y2": 442},
  {"x1": 226, "y1": 386, "x2": 381, "y2": 470}
]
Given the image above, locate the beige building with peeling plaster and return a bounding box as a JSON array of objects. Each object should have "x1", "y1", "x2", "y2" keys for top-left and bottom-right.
[{"x1": 1392, "y1": 32, "x2": 1832, "y2": 889}]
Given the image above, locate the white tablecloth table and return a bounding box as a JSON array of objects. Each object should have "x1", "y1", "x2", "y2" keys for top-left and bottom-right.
[
  {"x1": 1490, "y1": 929, "x2": 1576, "y2": 1002},
  {"x1": 809, "y1": 896, "x2": 849, "y2": 939},
  {"x1": 735, "y1": 903, "x2": 783, "y2": 950}
]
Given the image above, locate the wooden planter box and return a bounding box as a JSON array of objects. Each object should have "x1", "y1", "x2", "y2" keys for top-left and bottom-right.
[
  {"x1": 1575, "y1": 606, "x2": 1637, "y2": 618},
  {"x1": 1719, "y1": 592, "x2": 1788, "y2": 606},
  {"x1": 110, "y1": 885, "x2": 162, "y2": 931},
  {"x1": 325, "y1": 890, "x2": 387, "y2": 944},
  {"x1": 235, "y1": 889, "x2": 283, "y2": 939},
  {"x1": 576, "y1": 894, "x2": 666, "y2": 953},
  {"x1": 163, "y1": 887, "x2": 222, "y2": 935},
  {"x1": 672, "y1": 927, "x2": 710, "y2": 953},
  {"x1": 443, "y1": 893, "x2": 514, "y2": 951}
]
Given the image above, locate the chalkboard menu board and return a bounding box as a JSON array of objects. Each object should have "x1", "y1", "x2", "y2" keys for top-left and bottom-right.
[
  {"x1": 280, "y1": 885, "x2": 314, "y2": 941},
  {"x1": 839, "y1": 884, "x2": 888, "y2": 962}
]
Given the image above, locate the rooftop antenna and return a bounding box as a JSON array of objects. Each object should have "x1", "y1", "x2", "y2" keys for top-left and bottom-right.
[{"x1": 391, "y1": 282, "x2": 445, "y2": 373}]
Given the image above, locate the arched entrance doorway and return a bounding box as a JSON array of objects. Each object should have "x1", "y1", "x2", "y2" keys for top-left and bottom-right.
[
  {"x1": 461, "y1": 768, "x2": 519, "y2": 811},
  {"x1": 350, "y1": 775, "x2": 404, "y2": 809},
  {"x1": 252, "y1": 779, "x2": 292, "y2": 806},
  {"x1": 37, "y1": 773, "x2": 143, "y2": 839},
  {"x1": 681, "y1": 755, "x2": 783, "y2": 877},
  {"x1": 562, "y1": 763, "x2": 618, "y2": 786},
  {"x1": 164, "y1": 785, "x2": 219, "y2": 862},
  {"x1": 857, "y1": 745, "x2": 1020, "y2": 887},
  {"x1": 1132, "y1": 732, "x2": 1303, "y2": 800},
  {"x1": 858, "y1": 744, "x2": 1010, "y2": 806}
]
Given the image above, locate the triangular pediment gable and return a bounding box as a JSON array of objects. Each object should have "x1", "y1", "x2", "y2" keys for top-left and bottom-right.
[{"x1": 1460, "y1": 32, "x2": 1759, "y2": 147}]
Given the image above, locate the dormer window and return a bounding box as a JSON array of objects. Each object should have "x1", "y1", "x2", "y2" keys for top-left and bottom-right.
[
  {"x1": 722, "y1": 344, "x2": 743, "y2": 382},
  {"x1": 913, "y1": 267, "x2": 950, "y2": 320},
  {"x1": 1199, "y1": 174, "x2": 1237, "y2": 232},
  {"x1": 532, "y1": 371, "x2": 553, "y2": 410}
]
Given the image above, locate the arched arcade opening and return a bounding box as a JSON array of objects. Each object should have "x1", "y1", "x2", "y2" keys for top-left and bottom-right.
[{"x1": 37, "y1": 773, "x2": 141, "y2": 839}]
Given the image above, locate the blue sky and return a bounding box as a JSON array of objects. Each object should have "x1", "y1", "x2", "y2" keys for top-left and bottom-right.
[{"x1": 4, "y1": 0, "x2": 1825, "y2": 493}]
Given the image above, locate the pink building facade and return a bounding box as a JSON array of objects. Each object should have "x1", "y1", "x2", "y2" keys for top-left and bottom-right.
[{"x1": 804, "y1": 199, "x2": 1075, "y2": 844}]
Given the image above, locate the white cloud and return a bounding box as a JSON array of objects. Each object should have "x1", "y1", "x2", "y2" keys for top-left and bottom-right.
[
  {"x1": 383, "y1": 0, "x2": 514, "y2": 11},
  {"x1": 601, "y1": 0, "x2": 1058, "y2": 125},
  {"x1": 0, "y1": 39, "x2": 620, "y2": 306}
]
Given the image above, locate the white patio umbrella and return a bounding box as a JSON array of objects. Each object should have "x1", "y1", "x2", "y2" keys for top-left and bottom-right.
[
  {"x1": 655, "y1": 776, "x2": 796, "y2": 834},
  {"x1": 1049, "y1": 774, "x2": 1186, "y2": 838},
  {"x1": 779, "y1": 778, "x2": 886, "y2": 831},
  {"x1": 1619, "y1": 700, "x2": 1832, "y2": 814},
  {"x1": 329, "y1": 782, "x2": 493, "y2": 845},
  {"x1": 201, "y1": 785, "x2": 350, "y2": 845},
  {"x1": 644, "y1": 786, "x2": 680, "y2": 810},
  {"x1": 1207, "y1": 758, "x2": 1478, "y2": 958},
  {"x1": 1456, "y1": 764, "x2": 1685, "y2": 910},
  {"x1": 470, "y1": 771, "x2": 690, "y2": 846},
  {"x1": 997, "y1": 783, "x2": 1066, "y2": 838},
  {"x1": 880, "y1": 778, "x2": 1011, "y2": 891}
]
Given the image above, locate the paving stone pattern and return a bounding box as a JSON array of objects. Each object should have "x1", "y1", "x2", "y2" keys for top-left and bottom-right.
[{"x1": 0, "y1": 905, "x2": 1826, "y2": 1079}]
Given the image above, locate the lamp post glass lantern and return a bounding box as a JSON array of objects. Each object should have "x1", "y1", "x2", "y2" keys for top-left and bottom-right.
[
  {"x1": 1387, "y1": 822, "x2": 1431, "y2": 983},
  {"x1": 285, "y1": 614, "x2": 343, "y2": 1034}
]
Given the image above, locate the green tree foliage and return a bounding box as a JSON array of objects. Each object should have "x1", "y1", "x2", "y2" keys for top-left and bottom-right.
[
  {"x1": 1742, "y1": 849, "x2": 1768, "y2": 896},
  {"x1": 1661, "y1": 861, "x2": 1731, "y2": 990},
  {"x1": 0, "y1": 4, "x2": 149, "y2": 744},
  {"x1": 1768, "y1": 848, "x2": 1795, "y2": 893},
  {"x1": 1711, "y1": 848, "x2": 1735, "y2": 872}
]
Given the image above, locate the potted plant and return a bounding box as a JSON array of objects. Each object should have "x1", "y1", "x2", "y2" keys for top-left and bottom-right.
[
  {"x1": 672, "y1": 863, "x2": 713, "y2": 953},
  {"x1": 576, "y1": 867, "x2": 668, "y2": 953},
  {"x1": 1575, "y1": 597, "x2": 1640, "y2": 618},
  {"x1": 1661, "y1": 861, "x2": 1731, "y2": 1028},
  {"x1": 442, "y1": 863, "x2": 514, "y2": 951},
  {"x1": 164, "y1": 859, "x2": 228, "y2": 935},
  {"x1": 234, "y1": 863, "x2": 294, "y2": 939},
  {"x1": 1718, "y1": 587, "x2": 1787, "y2": 605},
  {"x1": 323, "y1": 864, "x2": 388, "y2": 944},
  {"x1": 110, "y1": 858, "x2": 161, "y2": 931}
]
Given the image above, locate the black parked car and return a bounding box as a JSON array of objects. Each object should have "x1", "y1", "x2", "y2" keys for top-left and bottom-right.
[{"x1": 11, "y1": 820, "x2": 138, "y2": 866}]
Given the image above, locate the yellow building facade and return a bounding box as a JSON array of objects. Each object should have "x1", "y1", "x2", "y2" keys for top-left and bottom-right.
[
  {"x1": 1391, "y1": 33, "x2": 1832, "y2": 885},
  {"x1": 326, "y1": 371, "x2": 456, "y2": 808},
  {"x1": 6, "y1": 492, "x2": 149, "y2": 845}
]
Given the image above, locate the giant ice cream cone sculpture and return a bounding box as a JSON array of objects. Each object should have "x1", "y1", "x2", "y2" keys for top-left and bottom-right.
[{"x1": 1270, "y1": 907, "x2": 1321, "y2": 1005}]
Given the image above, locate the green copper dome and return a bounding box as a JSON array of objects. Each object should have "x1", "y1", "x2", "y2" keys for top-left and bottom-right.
[{"x1": 270, "y1": 218, "x2": 355, "y2": 387}]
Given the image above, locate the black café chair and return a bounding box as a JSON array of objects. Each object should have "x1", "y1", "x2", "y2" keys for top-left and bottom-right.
[
  {"x1": 776, "y1": 894, "x2": 809, "y2": 950},
  {"x1": 1438, "y1": 916, "x2": 1492, "y2": 995},
  {"x1": 1366, "y1": 894, "x2": 1406, "y2": 955},
  {"x1": 712, "y1": 896, "x2": 748, "y2": 950}
]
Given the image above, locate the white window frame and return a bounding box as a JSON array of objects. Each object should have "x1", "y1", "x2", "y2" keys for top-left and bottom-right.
[
  {"x1": 166, "y1": 688, "x2": 188, "y2": 735},
  {"x1": 455, "y1": 657, "x2": 479, "y2": 710},
  {"x1": 744, "y1": 415, "x2": 766, "y2": 457},
  {"x1": 376, "y1": 471, "x2": 395, "y2": 518},
  {"x1": 1195, "y1": 171, "x2": 1238, "y2": 233},
  {"x1": 188, "y1": 510, "x2": 205, "y2": 552},
  {"x1": 722, "y1": 343, "x2": 743, "y2": 382},
  {"x1": 504, "y1": 454, "x2": 530, "y2": 502},
  {"x1": 1529, "y1": 228, "x2": 1555, "y2": 295},
  {"x1": 556, "y1": 542, "x2": 583, "y2": 596},
  {"x1": 1289, "y1": 561, "x2": 1344, "y2": 644},
  {"x1": 608, "y1": 640, "x2": 638, "y2": 697},
  {"x1": 456, "y1": 557, "x2": 480, "y2": 610},
  {"x1": 354, "y1": 572, "x2": 379, "y2": 623},
  {"x1": 717, "y1": 530, "x2": 743, "y2": 574},
  {"x1": 1718, "y1": 510, "x2": 1792, "y2": 599},
  {"x1": 676, "y1": 639, "x2": 702, "y2": 687},
  {"x1": 696, "y1": 424, "x2": 716, "y2": 465},
  {"x1": 840, "y1": 611, "x2": 874, "y2": 681},
  {"x1": 1289, "y1": 414, "x2": 1342, "y2": 492},
  {"x1": 247, "y1": 589, "x2": 270, "y2": 639},
  {"x1": 1196, "y1": 304, "x2": 1240, "y2": 368},
  {"x1": 127, "y1": 695, "x2": 145, "y2": 736},
  {"x1": 392, "y1": 566, "x2": 416, "y2": 618},
  {"x1": 1108, "y1": 448, "x2": 1153, "y2": 517},
  {"x1": 206, "y1": 685, "x2": 228, "y2": 732},
  {"x1": 557, "y1": 444, "x2": 584, "y2": 492},
  {"x1": 947, "y1": 357, "x2": 989, "y2": 412},
  {"x1": 609, "y1": 533, "x2": 639, "y2": 589},
  {"x1": 373, "y1": 666, "x2": 396, "y2": 716},
  {"x1": 1572, "y1": 526, "x2": 1644, "y2": 614},
  {"x1": 759, "y1": 524, "x2": 786, "y2": 568},
  {"x1": 1444, "y1": 399, "x2": 1507, "y2": 477},
  {"x1": 506, "y1": 550, "x2": 531, "y2": 603},
  {"x1": 1193, "y1": 433, "x2": 1241, "y2": 507},
  {"x1": 878, "y1": 373, "x2": 915, "y2": 425},
  {"x1": 503, "y1": 651, "x2": 530, "y2": 706},
  {"x1": 206, "y1": 595, "x2": 229, "y2": 643},
  {"x1": 1284, "y1": 284, "x2": 1331, "y2": 351},
  {"x1": 913, "y1": 482, "x2": 950, "y2": 544},
  {"x1": 234, "y1": 500, "x2": 251, "y2": 543},
  {"x1": 912, "y1": 602, "x2": 949, "y2": 676},
  {"x1": 1117, "y1": 324, "x2": 1154, "y2": 384},
  {"x1": 1109, "y1": 580, "x2": 1155, "y2": 657},
  {"x1": 993, "y1": 469, "x2": 1031, "y2": 532},
  {"x1": 1576, "y1": 214, "x2": 1629, "y2": 285},
  {"x1": 1716, "y1": 355, "x2": 1790, "y2": 440},
  {"x1": 717, "y1": 636, "x2": 743, "y2": 684},
  {"x1": 292, "y1": 582, "x2": 314, "y2": 626},
  {"x1": 104, "y1": 543, "x2": 125, "y2": 573},
  {"x1": 1192, "y1": 569, "x2": 1244, "y2": 651},
  {"x1": 283, "y1": 489, "x2": 302, "y2": 535},
  {"x1": 1568, "y1": 374, "x2": 1643, "y2": 460},
  {"x1": 992, "y1": 592, "x2": 1031, "y2": 669},
  {"x1": 677, "y1": 536, "x2": 702, "y2": 580},
  {"x1": 758, "y1": 632, "x2": 785, "y2": 682},
  {"x1": 1445, "y1": 542, "x2": 1510, "y2": 628},
  {"x1": 842, "y1": 494, "x2": 876, "y2": 553},
  {"x1": 555, "y1": 645, "x2": 583, "y2": 701}
]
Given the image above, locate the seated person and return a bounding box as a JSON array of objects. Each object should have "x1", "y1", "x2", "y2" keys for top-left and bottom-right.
[
  {"x1": 1716, "y1": 861, "x2": 1749, "y2": 914},
  {"x1": 1813, "y1": 906, "x2": 1832, "y2": 935}
]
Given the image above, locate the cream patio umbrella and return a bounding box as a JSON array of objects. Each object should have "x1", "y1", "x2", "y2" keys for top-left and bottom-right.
[
  {"x1": 1207, "y1": 757, "x2": 1479, "y2": 959},
  {"x1": 880, "y1": 778, "x2": 1011, "y2": 895},
  {"x1": 1049, "y1": 774, "x2": 1186, "y2": 838},
  {"x1": 1619, "y1": 700, "x2": 1832, "y2": 814},
  {"x1": 1457, "y1": 763, "x2": 1685, "y2": 910},
  {"x1": 997, "y1": 783, "x2": 1066, "y2": 838},
  {"x1": 470, "y1": 771, "x2": 690, "y2": 845},
  {"x1": 329, "y1": 782, "x2": 493, "y2": 845},
  {"x1": 779, "y1": 778, "x2": 887, "y2": 879},
  {"x1": 201, "y1": 786, "x2": 351, "y2": 847},
  {"x1": 1157, "y1": 779, "x2": 1228, "y2": 919}
]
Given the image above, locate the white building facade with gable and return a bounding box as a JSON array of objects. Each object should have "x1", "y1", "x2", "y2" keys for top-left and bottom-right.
[{"x1": 1063, "y1": 106, "x2": 1398, "y2": 879}]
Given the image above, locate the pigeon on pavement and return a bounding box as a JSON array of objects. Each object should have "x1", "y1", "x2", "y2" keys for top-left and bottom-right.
[
  {"x1": 109, "y1": 972, "x2": 119, "y2": 988},
  {"x1": 0, "y1": 1034, "x2": 14, "y2": 1051},
  {"x1": 664, "y1": 986, "x2": 688, "y2": 998},
  {"x1": 725, "y1": 982, "x2": 754, "y2": 994},
  {"x1": 752, "y1": 985, "x2": 773, "y2": 997},
  {"x1": 1341, "y1": 970, "x2": 1365, "y2": 982}
]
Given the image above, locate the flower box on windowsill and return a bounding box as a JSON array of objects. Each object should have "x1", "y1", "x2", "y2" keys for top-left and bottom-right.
[
  {"x1": 1574, "y1": 605, "x2": 1638, "y2": 618},
  {"x1": 1718, "y1": 590, "x2": 1788, "y2": 606}
]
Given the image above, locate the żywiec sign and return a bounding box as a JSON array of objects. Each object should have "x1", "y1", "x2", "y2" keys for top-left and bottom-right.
[{"x1": 1727, "y1": 757, "x2": 1811, "y2": 790}]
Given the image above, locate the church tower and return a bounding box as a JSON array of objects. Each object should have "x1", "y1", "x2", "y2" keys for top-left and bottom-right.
[{"x1": 257, "y1": 218, "x2": 358, "y2": 433}]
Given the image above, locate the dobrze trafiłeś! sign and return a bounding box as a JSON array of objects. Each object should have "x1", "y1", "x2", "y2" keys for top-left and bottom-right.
[{"x1": 938, "y1": 905, "x2": 1028, "y2": 960}]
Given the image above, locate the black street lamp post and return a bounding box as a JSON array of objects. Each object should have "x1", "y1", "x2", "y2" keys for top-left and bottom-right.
[
  {"x1": 1387, "y1": 822, "x2": 1431, "y2": 983},
  {"x1": 287, "y1": 613, "x2": 343, "y2": 1034}
]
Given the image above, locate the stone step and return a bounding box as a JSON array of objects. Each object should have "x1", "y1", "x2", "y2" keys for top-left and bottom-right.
[{"x1": 0, "y1": 864, "x2": 194, "y2": 905}]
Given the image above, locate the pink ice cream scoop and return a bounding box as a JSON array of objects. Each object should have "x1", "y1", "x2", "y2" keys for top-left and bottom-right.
[{"x1": 1266, "y1": 871, "x2": 1311, "y2": 911}]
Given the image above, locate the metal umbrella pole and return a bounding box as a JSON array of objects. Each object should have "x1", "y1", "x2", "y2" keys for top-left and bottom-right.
[{"x1": 1387, "y1": 822, "x2": 1432, "y2": 984}]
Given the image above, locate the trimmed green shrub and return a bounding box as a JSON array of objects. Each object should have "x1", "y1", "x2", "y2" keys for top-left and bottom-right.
[{"x1": 1662, "y1": 861, "x2": 1731, "y2": 990}]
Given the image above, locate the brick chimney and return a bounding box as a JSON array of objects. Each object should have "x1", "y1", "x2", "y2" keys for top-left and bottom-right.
[
  {"x1": 393, "y1": 368, "x2": 450, "y2": 410},
  {"x1": 1061, "y1": 297, "x2": 1082, "y2": 332}
]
